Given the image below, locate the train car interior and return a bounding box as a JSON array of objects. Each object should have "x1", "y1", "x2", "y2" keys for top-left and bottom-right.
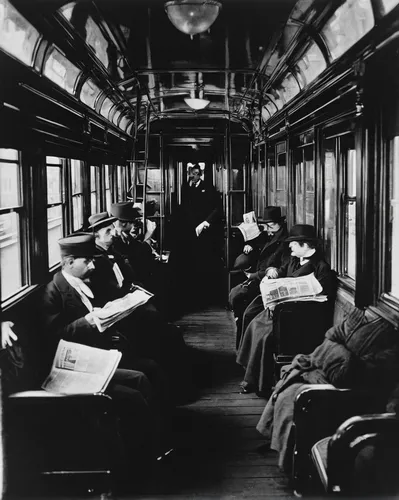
[{"x1": 1, "y1": 0, "x2": 399, "y2": 498}]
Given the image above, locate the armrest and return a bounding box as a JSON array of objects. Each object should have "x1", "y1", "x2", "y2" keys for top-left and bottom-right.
[
  {"x1": 292, "y1": 384, "x2": 385, "y2": 492},
  {"x1": 327, "y1": 413, "x2": 399, "y2": 495},
  {"x1": 8, "y1": 391, "x2": 114, "y2": 413}
]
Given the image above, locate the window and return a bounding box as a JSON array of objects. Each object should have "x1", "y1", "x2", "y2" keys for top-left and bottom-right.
[
  {"x1": 46, "y1": 156, "x2": 65, "y2": 268},
  {"x1": 321, "y1": 0, "x2": 374, "y2": 62},
  {"x1": 293, "y1": 145, "x2": 315, "y2": 224},
  {"x1": 322, "y1": 132, "x2": 356, "y2": 278},
  {"x1": 0, "y1": 0, "x2": 41, "y2": 67},
  {"x1": 116, "y1": 165, "x2": 127, "y2": 202},
  {"x1": 276, "y1": 142, "x2": 287, "y2": 215},
  {"x1": 104, "y1": 164, "x2": 112, "y2": 212},
  {"x1": 71, "y1": 159, "x2": 84, "y2": 231},
  {"x1": 0, "y1": 148, "x2": 26, "y2": 300},
  {"x1": 388, "y1": 136, "x2": 399, "y2": 299},
  {"x1": 43, "y1": 46, "x2": 82, "y2": 95},
  {"x1": 80, "y1": 79, "x2": 101, "y2": 109},
  {"x1": 381, "y1": 0, "x2": 399, "y2": 14},
  {"x1": 296, "y1": 43, "x2": 327, "y2": 87},
  {"x1": 85, "y1": 16, "x2": 109, "y2": 70},
  {"x1": 90, "y1": 165, "x2": 101, "y2": 214}
]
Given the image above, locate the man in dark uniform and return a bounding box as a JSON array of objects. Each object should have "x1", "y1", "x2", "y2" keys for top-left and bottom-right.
[
  {"x1": 173, "y1": 163, "x2": 223, "y2": 307},
  {"x1": 229, "y1": 206, "x2": 289, "y2": 349},
  {"x1": 39, "y1": 233, "x2": 165, "y2": 484}
]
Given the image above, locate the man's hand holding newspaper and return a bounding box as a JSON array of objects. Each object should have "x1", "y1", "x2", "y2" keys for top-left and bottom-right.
[
  {"x1": 259, "y1": 272, "x2": 327, "y2": 310},
  {"x1": 88, "y1": 286, "x2": 153, "y2": 332}
]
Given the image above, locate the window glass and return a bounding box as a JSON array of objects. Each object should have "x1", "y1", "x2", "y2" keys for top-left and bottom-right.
[
  {"x1": 264, "y1": 101, "x2": 276, "y2": 118},
  {"x1": 90, "y1": 165, "x2": 100, "y2": 214},
  {"x1": 71, "y1": 159, "x2": 83, "y2": 231},
  {"x1": 323, "y1": 138, "x2": 337, "y2": 268},
  {"x1": 58, "y1": 2, "x2": 75, "y2": 21},
  {"x1": 119, "y1": 115, "x2": 129, "y2": 131},
  {"x1": 322, "y1": 0, "x2": 374, "y2": 61},
  {"x1": 297, "y1": 42, "x2": 327, "y2": 86},
  {"x1": 0, "y1": 0, "x2": 41, "y2": 66},
  {"x1": 85, "y1": 17, "x2": 109, "y2": 69},
  {"x1": 47, "y1": 205, "x2": 63, "y2": 268},
  {"x1": 305, "y1": 147, "x2": 315, "y2": 225},
  {"x1": 389, "y1": 136, "x2": 399, "y2": 299},
  {"x1": 43, "y1": 47, "x2": 82, "y2": 94},
  {"x1": 104, "y1": 164, "x2": 112, "y2": 212},
  {"x1": 276, "y1": 144, "x2": 287, "y2": 213},
  {"x1": 0, "y1": 212, "x2": 22, "y2": 300},
  {"x1": 117, "y1": 166, "x2": 126, "y2": 202},
  {"x1": 0, "y1": 162, "x2": 20, "y2": 208},
  {"x1": 47, "y1": 166, "x2": 62, "y2": 204},
  {"x1": 345, "y1": 148, "x2": 356, "y2": 279},
  {"x1": 100, "y1": 97, "x2": 114, "y2": 120},
  {"x1": 112, "y1": 108, "x2": 122, "y2": 126},
  {"x1": 381, "y1": 0, "x2": 399, "y2": 13},
  {"x1": 46, "y1": 157, "x2": 64, "y2": 267},
  {"x1": 278, "y1": 73, "x2": 300, "y2": 103},
  {"x1": 80, "y1": 79, "x2": 101, "y2": 109},
  {"x1": 268, "y1": 150, "x2": 276, "y2": 206},
  {"x1": 294, "y1": 150, "x2": 304, "y2": 223},
  {"x1": 0, "y1": 148, "x2": 24, "y2": 300},
  {"x1": 126, "y1": 122, "x2": 133, "y2": 135}
]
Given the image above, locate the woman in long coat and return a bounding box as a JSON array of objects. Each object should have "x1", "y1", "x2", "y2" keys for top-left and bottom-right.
[{"x1": 236, "y1": 225, "x2": 335, "y2": 395}]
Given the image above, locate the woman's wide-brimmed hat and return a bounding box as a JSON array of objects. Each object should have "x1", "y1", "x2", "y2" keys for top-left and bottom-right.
[
  {"x1": 258, "y1": 206, "x2": 285, "y2": 224},
  {"x1": 285, "y1": 224, "x2": 319, "y2": 242}
]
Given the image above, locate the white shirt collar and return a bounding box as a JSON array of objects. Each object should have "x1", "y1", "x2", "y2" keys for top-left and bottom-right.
[{"x1": 62, "y1": 270, "x2": 94, "y2": 299}]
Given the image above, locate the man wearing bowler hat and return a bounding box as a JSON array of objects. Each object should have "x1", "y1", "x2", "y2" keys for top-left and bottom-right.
[
  {"x1": 39, "y1": 232, "x2": 167, "y2": 481},
  {"x1": 229, "y1": 206, "x2": 289, "y2": 349},
  {"x1": 110, "y1": 202, "x2": 155, "y2": 291},
  {"x1": 236, "y1": 224, "x2": 336, "y2": 396}
]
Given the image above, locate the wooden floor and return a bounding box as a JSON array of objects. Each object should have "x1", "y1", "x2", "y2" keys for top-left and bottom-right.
[{"x1": 131, "y1": 305, "x2": 294, "y2": 499}]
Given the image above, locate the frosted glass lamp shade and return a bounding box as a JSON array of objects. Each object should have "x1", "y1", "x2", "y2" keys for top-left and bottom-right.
[
  {"x1": 184, "y1": 97, "x2": 210, "y2": 110},
  {"x1": 165, "y1": 0, "x2": 221, "y2": 36}
]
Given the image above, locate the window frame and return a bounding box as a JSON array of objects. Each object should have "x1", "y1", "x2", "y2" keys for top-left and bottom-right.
[{"x1": 0, "y1": 149, "x2": 29, "y2": 302}]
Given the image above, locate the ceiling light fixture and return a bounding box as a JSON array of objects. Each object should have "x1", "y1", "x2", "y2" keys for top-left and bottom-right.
[
  {"x1": 165, "y1": 0, "x2": 222, "y2": 37},
  {"x1": 184, "y1": 80, "x2": 210, "y2": 110}
]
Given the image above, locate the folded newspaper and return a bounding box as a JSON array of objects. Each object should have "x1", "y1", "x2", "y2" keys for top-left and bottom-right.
[
  {"x1": 238, "y1": 211, "x2": 261, "y2": 242},
  {"x1": 259, "y1": 272, "x2": 327, "y2": 309},
  {"x1": 42, "y1": 340, "x2": 121, "y2": 395},
  {"x1": 91, "y1": 286, "x2": 153, "y2": 332}
]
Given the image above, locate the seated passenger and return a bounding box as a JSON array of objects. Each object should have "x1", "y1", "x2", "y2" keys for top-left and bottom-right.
[
  {"x1": 236, "y1": 224, "x2": 335, "y2": 395},
  {"x1": 229, "y1": 206, "x2": 289, "y2": 349},
  {"x1": 110, "y1": 202, "x2": 156, "y2": 291},
  {"x1": 87, "y1": 212, "x2": 189, "y2": 398},
  {"x1": 255, "y1": 310, "x2": 399, "y2": 476}
]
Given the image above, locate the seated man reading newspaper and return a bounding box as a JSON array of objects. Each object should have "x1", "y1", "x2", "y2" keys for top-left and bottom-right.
[
  {"x1": 40, "y1": 233, "x2": 173, "y2": 481},
  {"x1": 236, "y1": 224, "x2": 335, "y2": 396}
]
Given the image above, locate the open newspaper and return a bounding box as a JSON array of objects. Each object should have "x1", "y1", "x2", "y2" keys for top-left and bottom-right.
[
  {"x1": 42, "y1": 340, "x2": 121, "y2": 395},
  {"x1": 238, "y1": 210, "x2": 261, "y2": 242},
  {"x1": 260, "y1": 272, "x2": 328, "y2": 309},
  {"x1": 91, "y1": 286, "x2": 153, "y2": 332}
]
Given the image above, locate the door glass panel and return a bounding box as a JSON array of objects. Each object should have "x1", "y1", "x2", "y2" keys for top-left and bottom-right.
[{"x1": 323, "y1": 138, "x2": 337, "y2": 268}]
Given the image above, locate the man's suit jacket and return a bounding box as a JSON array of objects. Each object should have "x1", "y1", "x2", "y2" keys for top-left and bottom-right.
[
  {"x1": 180, "y1": 180, "x2": 222, "y2": 229},
  {"x1": 41, "y1": 271, "x2": 111, "y2": 355},
  {"x1": 253, "y1": 226, "x2": 290, "y2": 280}
]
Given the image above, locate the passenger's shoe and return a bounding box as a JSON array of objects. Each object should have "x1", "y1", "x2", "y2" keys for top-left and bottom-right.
[{"x1": 239, "y1": 381, "x2": 255, "y2": 394}]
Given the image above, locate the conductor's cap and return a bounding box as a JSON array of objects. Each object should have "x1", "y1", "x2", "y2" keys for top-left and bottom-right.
[{"x1": 58, "y1": 233, "x2": 96, "y2": 257}]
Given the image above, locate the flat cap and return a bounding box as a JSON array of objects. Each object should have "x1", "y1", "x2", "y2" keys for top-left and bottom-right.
[
  {"x1": 111, "y1": 202, "x2": 142, "y2": 222},
  {"x1": 58, "y1": 233, "x2": 97, "y2": 257},
  {"x1": 88, "y1": 211, "x2": 116, "y2": 230}
]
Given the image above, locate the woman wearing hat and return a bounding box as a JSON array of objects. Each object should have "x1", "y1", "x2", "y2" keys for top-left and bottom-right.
[
  {"x1": 229, "y1": 207, "x2": 289, "y2": 349},
  {"x1": 236, "y1": 224, "x2": 335, "y2": 396}
]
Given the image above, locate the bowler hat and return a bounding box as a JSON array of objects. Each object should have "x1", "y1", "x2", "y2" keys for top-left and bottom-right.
[
  {"x1": 285, "y1": 224, "x2": 319, "y2": 242},
  {"x1": 258, "y1": 206, "x2": 284, "y2": 224},
  {"x1": 88, "y1": 212, "x2": 116, "y2": 230},
  {"x1": 111, "y1": 202, "x2": 142, "y2": 222},
  {"x1": 58, "y1": 233, "x2": 97, "y2": 257}
]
